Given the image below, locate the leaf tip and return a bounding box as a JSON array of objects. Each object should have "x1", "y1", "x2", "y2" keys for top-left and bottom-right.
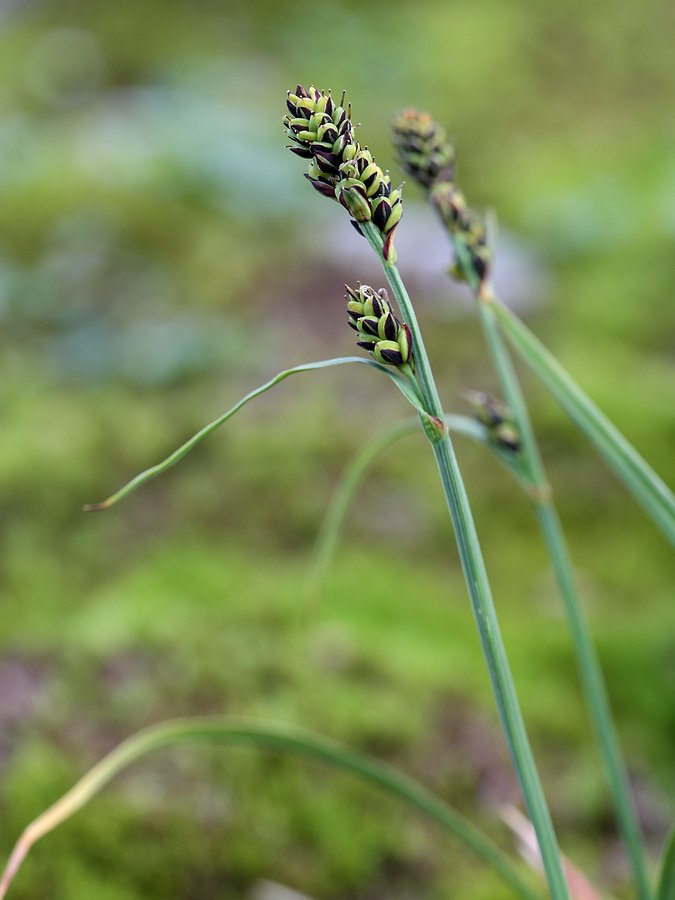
[{"x1": 82, "y1": 500, "x2": 110, "y2": 513}]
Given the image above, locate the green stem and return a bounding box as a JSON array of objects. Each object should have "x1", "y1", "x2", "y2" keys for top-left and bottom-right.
[
  {"x1": 361, "y1": 223, "x2": 570, "y2": 900},
  {"x1": 489, "y1": 295, "x2": 675, "y2": 546},
  {"x1": 477, "y1": 292, "x2": 651, "y2": 900},
  {"x1": 306, "y1": 413, "x2": 514, "y2": 602},
  {"x1": 656, "y1": 820, "x2": 675, "y2": 900},
  {"x1": 305, "y1": 417, "x2": 418, "y2": 601}
]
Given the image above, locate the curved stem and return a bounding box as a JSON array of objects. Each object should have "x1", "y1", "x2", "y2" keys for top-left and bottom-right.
[
  {"x1": 306, "y1": 413, "x2": 514, "y2": 602},
  {"x1": 84, "y1": 356, "x2": 423, "y2": 513},
  {"x1": 361, "y1": 222, "x2": 570, "y2": 900},
  {"x1": 305, "y1": 417, "x2": 419, "y2": 601},
  {"x1": 477, "y1": 291, "x2": 651, "y2": 900}
]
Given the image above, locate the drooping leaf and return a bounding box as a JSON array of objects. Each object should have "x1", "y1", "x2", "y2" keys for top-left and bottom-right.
[
  {"x1": 0, "y1": 717, "x2": 540, "y2": 900},
  {"x1": 85, "y1": 356, "x2": 428, "y2": 511}
]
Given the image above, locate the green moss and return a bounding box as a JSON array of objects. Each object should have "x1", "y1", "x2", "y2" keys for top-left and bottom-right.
[{"x1": 0, "y1": 1, "x2": 673, "y2": 895}]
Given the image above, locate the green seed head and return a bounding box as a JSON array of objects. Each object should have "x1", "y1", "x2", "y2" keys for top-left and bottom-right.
[
  {"x1": 464, "y1": 391, "x2": 520, "y2": 452},
  {"x1": 345, "y1": 284, "x2": 392, "y2": 319},
  {"x1": 346, "y1": 285, "x2": 412, "y2": 368},
  {"x1": 392, "y1": 109, "x2": 456, "y2": 189},
  {"x1": 335, "y1": 179, "x2": 372, "y2": 222},
  {"x1": 285, "y1": 85, "x2": 404, "y2": 260},
  {"x1": 430, "y1": 181, "x2": 467, "y2": 230},
  {"x1": 455, "y1": 207, "x2": 491, "y2": 285},
  {"x1": 285, "y1": 85, "x2": 356, "y2": 181}
]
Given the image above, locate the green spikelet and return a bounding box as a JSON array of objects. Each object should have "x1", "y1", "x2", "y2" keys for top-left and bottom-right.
[
  {"x1": 285, "y1": 85, "x2": 403, "y2": 260},
  {"x1": 285, "y1": 85, "x2": 356, "y2": 191},
  {"x1": 455, "y1": 207, "x2": 491, "y2": 285},
  {"x1": 336, "y1": 148, "x2": 403, "y2": 256},
  {"x1": 391, "y1": 108, "x2": 456, "y2": 188},
  {"x1": 346, "y1": 285, "x2": 413, "y2": 368},
  {"x1": 391, "y1": 109, "x2": 491, "y2": 285},
  {"x1": 430, "y1": 181, "x2": 468, "y2": 229},
  {"x1": 464, "y1": 390, "x2": 520, "y2": 452}
]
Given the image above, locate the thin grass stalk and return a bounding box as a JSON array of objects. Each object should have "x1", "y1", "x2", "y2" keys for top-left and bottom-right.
[
  {"x1": 488, "y1": 295, "x2": 675, "y2": 546},
  {"x1": 306, "y1": 413, "x2": 507, "y2": 601},
  {"x1": 360, "y1": 221, "x2": 571, "y2": 900},
  {"x1": 476, "y1": 286, "x2": 651, "y2": 900},
  {"x1": 0, "y1": 717, "x2": 541, "y2": 900},
  {"x1": 305, "y1": 418, "x2": 418, "y2": 601},
  {"x1": 656, "y1": 821, "x2": 675, "y2": 900}
]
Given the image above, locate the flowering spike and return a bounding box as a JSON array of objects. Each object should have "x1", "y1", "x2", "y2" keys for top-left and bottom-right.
[
  {"x1": 345, "y1": 284, "x2": 412, "y2": 369},
  {"x1": 391, "y1": 109, "x2": 456, "y2": 188},
  {"x1": 464, "y1": 390, "x2": 520, "y2": 453},
  {"x1": 284, "y1": 85, "x2": 403, "y2": 257},
  {"x1": 391, "y1": 109, "x2": 492, "y2": 286}
]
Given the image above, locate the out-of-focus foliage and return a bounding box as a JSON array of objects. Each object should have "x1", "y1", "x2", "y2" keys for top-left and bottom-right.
[{"x1": 0, "y1": 1, "x2": 673, "y2": 898}]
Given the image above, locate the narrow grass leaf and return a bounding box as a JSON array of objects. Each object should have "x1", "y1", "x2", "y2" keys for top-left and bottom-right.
[
  {"x1": 306, "y1": 413, "x2": 524, "y2": 601},
  {"x1": 84, "y1": 357, "x2": 427, "y2": 512},
  {"x1": 0, "y1": 717, "x2": 540, "y2": 900},
  {"x1": 491, "y1": 298, "x2": 675, "y2": 546},
  {"x1": 305, "y1": 418, "x2": 420, "y2": 602},
  {"x1": 656, "y1": 821, "x2": 675, "y2": 900}
]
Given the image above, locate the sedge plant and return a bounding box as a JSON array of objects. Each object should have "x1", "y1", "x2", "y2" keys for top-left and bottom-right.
[
  {"x1": 390, "y1": 108, "x2": 666, "y2": 900},
  {"x1": 2, "y1": 84, "x2": 673, "y2": 899}
]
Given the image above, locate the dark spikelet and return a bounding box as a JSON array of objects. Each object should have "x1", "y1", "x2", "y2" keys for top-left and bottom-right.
[
  {"x1": 284, "y1": 85, "x2": 403, "y2": 260},
  {"x1": 465, "y1": 391, "x2": 519, "y2": 451},
  {"x1": 391, "y1": 109, "x2": 456, "y2": 188},
  {"x1": 372, "y1": 198, "x2": 391, "y2": 231},
  {"x1": 345, "y1": 284, "x2": 413, "y2": 369},
  {"x1": 378, "y1": 347, "x2": 403, "y2": 365},
  {"x1": 289, "y1": 145, "x2": 313, "y2": 159},
  {"x1": 304, "y1": 174, "x2": 336, "y2": 198},
  {"x1": 381, "y1": 312, "x2": 398, "y2": 341}
]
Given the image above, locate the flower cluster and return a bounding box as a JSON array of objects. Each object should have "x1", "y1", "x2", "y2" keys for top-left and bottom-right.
[
  {"x1": 285, "y1": 85, "x2": 402, "y2": 260},
  {"x1": 390, "y1": 109, "x2": 456, "y2": 188},
  {"x1": 346, "y1": 284, "x2": 412, "y2": 368},
  {"x1": 391, "y1": 108, "x2": 490, "y2": 286},
  {"x1": 465, "y1": 390, "x2": 520, "y2": 452},
  {"x1": 285, "y1": 86, "x2": 354, "y2": 188}
]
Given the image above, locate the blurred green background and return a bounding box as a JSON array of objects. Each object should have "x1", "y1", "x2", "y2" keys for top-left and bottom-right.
[{"x1": 0, "y1": 0, "x2": 673, "y2": 897}]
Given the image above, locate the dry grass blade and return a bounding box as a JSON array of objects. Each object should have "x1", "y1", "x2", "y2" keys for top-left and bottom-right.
[{"x1": 501, "y1": 806, "x2": 613, "y2": 900}]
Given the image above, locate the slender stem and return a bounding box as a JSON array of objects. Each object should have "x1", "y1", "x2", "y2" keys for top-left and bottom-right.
[
  {"x1": 307, "y1": 413, "x2": 510, "y2": 602},
  {"x1": 536, "y1": 502, "x2": 651, "y2": 897},
  {"x1": 361, "y1": 222, "x2": 571, "y2": 900},
  {"x1": 305, "y1": 417, "x2": 419, "y2": 600},
  {"x1": 489, "y1": 295, "x2": 675, "y2": 546},
  {"x1": 656, "y1": 820, "x2": 675, "y2": 900},
  {"x1": 477, "y1": 289, "x2": 652, "y2": 900}
]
